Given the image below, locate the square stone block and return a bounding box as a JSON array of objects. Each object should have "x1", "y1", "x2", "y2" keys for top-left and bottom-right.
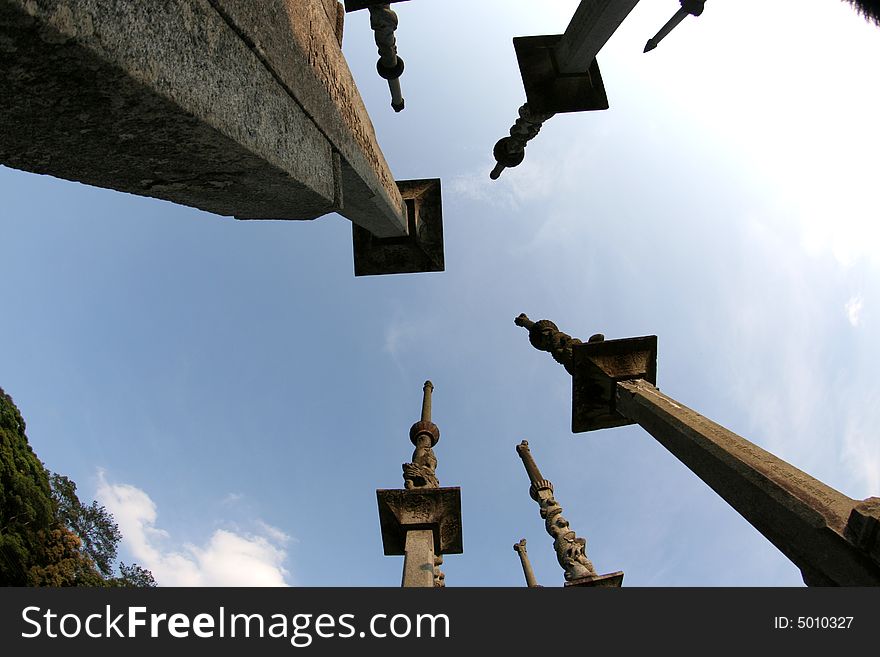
[
  {"x1": 845, "y1": 497, "x2": 880, "y2": 565},
  {"x1": 513, "y1": 34, "x2": 609, "y2": 115},
  {"x1": 376, "y1": 487, "x2": 463, "y2": 556},
  {"x1": 352, "y1": 178, "x2": 444, "y2": 276},
  {"x1": 564, "y1": 570, "x2": 624, "y2": 587},
  {"x1": 571, "y1": 335, "x2": 657, "y2": 432}
]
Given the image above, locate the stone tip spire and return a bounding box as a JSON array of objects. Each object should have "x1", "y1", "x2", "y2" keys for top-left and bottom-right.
[
  {"x1": 513, "y1": 538, "x2": 540, "y2": 587},
  {"x1": 409, "y1": 380, "x2": 439, "y2": 447},
  {"x1": 643, "y1": 1, "x2": 706, "y2": 55},
  {"x1": 420, "y1": 380, "x2": 434, "y2": 422},
  {"x1": 516, "y1": 440, "x2": 554, "y2": 502},
  {"x1": 404, "y1": 380, "x2": 440, "y2": 489}
]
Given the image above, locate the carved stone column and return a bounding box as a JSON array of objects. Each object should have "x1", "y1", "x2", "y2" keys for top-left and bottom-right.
[
  {"x1": 377, "y1": 381, "x2": 462, "y2": 586},
  {"x1": 516, "y1": 440, "x2": 623, "y2": 587}
]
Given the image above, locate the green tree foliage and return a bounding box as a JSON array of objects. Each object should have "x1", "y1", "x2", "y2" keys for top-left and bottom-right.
[
  {"x1": 0, "y1": 387, "x2": 54, "y2": 584},
  {"x1": 49, "y1": 473, "x2": 121, "y2": 577},
  {"x1": 0, "y1": 387, "x2": 156, "y2": 586},
  {"x1": 27, "y1": 527, "x2": 105, "y2": 586},
  {"x1": 46, "y1": 473, "x2": 155, "y2": 587}
]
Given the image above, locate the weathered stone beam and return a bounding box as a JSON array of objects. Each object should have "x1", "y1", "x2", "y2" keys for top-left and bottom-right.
[
  {"x1": 616, "y1": 378, "x2": 880, "y2": 586},
  {"x1": 0, "y1": 0, "x2": 407, "y2": 238},
  {"x1": 211, "y1": 0, "x2": 407, "y2": 236},
  {"x1": 555, "y1": 0, "x2": 641, "y2": 74}
]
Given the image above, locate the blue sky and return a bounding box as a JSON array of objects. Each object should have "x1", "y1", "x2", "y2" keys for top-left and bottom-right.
[{"x1": 2, "y1": 0, "x2": 879, "y2": 586}]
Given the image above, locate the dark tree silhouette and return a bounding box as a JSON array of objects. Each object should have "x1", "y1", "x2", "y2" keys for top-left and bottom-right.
[{"x1": 845, "y1": 0, "x2": 880, "y2": 25}]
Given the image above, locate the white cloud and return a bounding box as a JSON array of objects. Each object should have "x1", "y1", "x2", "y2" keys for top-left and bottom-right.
[
  {"x1": 449, "y1": 126, "x2": 594, "y2": 216},
  {"x1": 845, "y1": 296, "x2": 864, "y2": 327},
  {"x1": 96, "y1": 473, "x2": 291, "y2": 586},
  {"x1": 383, "y1": 313, "x2": 433, "y2": 371},
  {"x1": 383, "y1": 319, "x2": 415, "y2": 361},
  {"x1": 255, "y1": 519, "x2": 294, "y2": 546}
]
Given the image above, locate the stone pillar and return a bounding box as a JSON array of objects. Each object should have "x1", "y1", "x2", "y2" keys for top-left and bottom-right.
[
  {"x1": 401, "y1": 529, "x2": 436, "y2": 587},
  {"x1": 513, "y1": 539, "x2": 540, "y2": 587},
  {"x1": 376, "y1": 381, "x2": 462, "y2": 586},
  {"x1": 616, "y1": 378, "x2": 880, "y2": 587},
  {"x1": 514, "y1": 314, "x2": 880, "y2": 586},
  {"x1": 555, "y1": 0, "x2": 642, "y2": 74},
  {"x1": 377, "y1": 487, "x2": 462, "y2": 587}
]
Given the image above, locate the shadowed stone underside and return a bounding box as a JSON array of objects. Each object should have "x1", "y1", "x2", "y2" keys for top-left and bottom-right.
[{"x1": 0, "y1": 0, "x2": 409, "y2": 238}]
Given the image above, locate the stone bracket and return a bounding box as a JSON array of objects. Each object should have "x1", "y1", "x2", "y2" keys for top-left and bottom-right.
[
  {"x1": 564, "y1": 570, "x2": 624, "y2": 587},
  {"x1": 571, "y1": 335, "x2": 657, "y2": 432},
  {"x1": 344, "y1": 0, "x2": 411, "y2": 12},
  {"x1": 513, "y1": 35, "x2": 609, "y2": 115},
  {"x1": 376, "y1": 487, "x2": 463, "y2": 556},
  {"x1": 352, "y1": 178, "x2": 444, "y2": 276}
]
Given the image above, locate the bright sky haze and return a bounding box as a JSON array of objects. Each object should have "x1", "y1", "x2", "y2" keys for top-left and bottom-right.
[{"x1": 2, "y1": 0, "x2": 879, "y2": 586}]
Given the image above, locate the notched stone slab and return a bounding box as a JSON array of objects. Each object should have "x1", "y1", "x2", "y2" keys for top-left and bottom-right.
[
  {"x1": 571, "y1": 335, "x2": 657, "y2": 432},
  {"x1": 352, "y1": 178, "x2": 444, "y2": 276},
  {"x1": 513, "y1": 34, "x2": 609, "y2": 115},
  {"x1": 376, "y1": 486, "x2": 462, "y2": 556},
  {"x1": 845, "y1": 497, "x2": 880, "y2": 565},
  {"x1": 564, "y1": 570, "x2": 624, "y2": 587}
]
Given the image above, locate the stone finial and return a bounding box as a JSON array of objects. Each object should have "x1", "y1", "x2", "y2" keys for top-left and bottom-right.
[
  {"x1": 489, "y1": 103, "x2": 556, "y2": 180},
  {"x1": 409, "y1": 380, "x2": 440, "y2": 446},
  {"x1": 514, "y1": 313, "x2": 585, "y2": 375},
  {"x1": 420, "y1": 380, "x2": 434, "y2": 422},
  {"x1": 368, "y1": 4, "x2": 405, "y2": 112},
  {"x1": 404, "y1": 381, "x2": 440, "y2": 489},
  {"x1": 516, "y1": 440, "x2": 597, "y2": 582},
  {"x1": 516, "y1": 440, "x2": 554, "y2": 502}
]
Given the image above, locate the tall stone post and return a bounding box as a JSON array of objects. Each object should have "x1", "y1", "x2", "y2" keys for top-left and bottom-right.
[
  {"x1": 515, "y1": 440, "x2": 623, "y2": 587},
  {"x1": 490, "y1": 0, "x2": 640, "y2": 179},
  {"x1": 514, "y1": 313, "x2": 880, "y2": 586},
  {"x1": 513, "y1": 539, "x2": 541, "y2": 587},
  {"x1": 376, "y1": 381, "x2": 462, "y2": 586},
  {"x1": 643, "y1": 0, "x2": 706, "y2": 53}
]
